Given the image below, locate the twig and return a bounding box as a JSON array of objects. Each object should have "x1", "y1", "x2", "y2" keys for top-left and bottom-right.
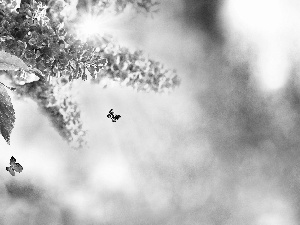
[{"x1": 0, "y1": 82, "x2": 16, "y2": 91}]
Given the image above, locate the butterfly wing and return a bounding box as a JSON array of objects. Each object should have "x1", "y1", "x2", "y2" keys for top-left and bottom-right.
[
  {"x1": 10, "y1": 156, "x2": 16, "y2": 166},
  {"x1": 13, "y1": 163, "x2": 23, "y2": 173},
  {"x1": 6, "y1": 166, "x2": 15, "y2": 176}
]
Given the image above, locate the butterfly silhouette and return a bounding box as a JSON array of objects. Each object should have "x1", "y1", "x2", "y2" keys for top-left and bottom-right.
[{"x1": 6, "y1": 156, "x2": 23, "y2": 176}]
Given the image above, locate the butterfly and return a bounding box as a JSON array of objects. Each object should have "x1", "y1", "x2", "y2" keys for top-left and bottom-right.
[{"x1": 6, "y1": 156, "x2": 23, "y2": 176}]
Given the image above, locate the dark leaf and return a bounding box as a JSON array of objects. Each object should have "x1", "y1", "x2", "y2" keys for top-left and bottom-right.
[{"x1": 0, "y1": 85, "x2": 15, "y2": 144}]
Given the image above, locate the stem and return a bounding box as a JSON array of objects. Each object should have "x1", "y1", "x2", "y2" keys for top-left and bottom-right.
[{"x1": 0, "y1": 82, "x2": 16, "y2": 91}]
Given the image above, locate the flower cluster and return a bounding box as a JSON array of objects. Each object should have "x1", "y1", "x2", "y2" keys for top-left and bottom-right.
[
  {"x1": 76, "y1": 0, "x2": 160, "y2": 16},
  {"x1": 6, "y1": 71, "x2": 87, "y2": 149},
  {"x1": 0, "y1": 0, "x2": 108, "y2": 83},
  {"x1": 87, "y1": 36, "x2": 181, "y2": 93},
  {"x1": 0, "y1": 0, "x2": 181, "y2": 147},
  {"x1": 1, "y1": 0, "x2": 180, "y2": 92}
]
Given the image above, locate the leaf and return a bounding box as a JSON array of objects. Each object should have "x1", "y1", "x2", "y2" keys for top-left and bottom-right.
[
  {"x1": 0, "y1": 50, "x2": 29, "y2": 71},
  {"x1": 0, "y1": 85, "x2": 15, "y2": 144}
]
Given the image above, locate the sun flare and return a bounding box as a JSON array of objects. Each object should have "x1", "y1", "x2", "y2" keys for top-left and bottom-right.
[
  {"x1": 75, "y1": 14, "x2": 102, "y2": 41},
  {"x1": 74, "y1": 10, "x2": 133, "y2": 42}
]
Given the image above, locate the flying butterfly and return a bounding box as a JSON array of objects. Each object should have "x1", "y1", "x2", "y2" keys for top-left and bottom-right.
[{"x1": 6, "y1": 156, "x2": 23, "y2": 176}]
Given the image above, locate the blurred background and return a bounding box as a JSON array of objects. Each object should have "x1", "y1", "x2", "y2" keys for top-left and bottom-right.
[{"x1": 2, "y1": 0, "x2": 300, "y2": 224}]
